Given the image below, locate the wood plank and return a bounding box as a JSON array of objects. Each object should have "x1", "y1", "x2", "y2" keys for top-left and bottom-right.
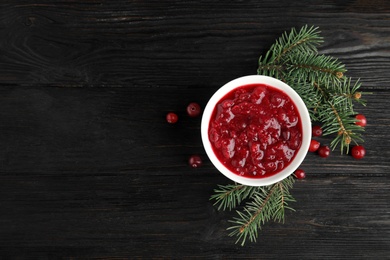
[
  {"x1": 0, "y1": 87, "x2": 388, "y2": 175},
  {"x1": 0, "y1": 1, "x2": 389, "y2": 87}
]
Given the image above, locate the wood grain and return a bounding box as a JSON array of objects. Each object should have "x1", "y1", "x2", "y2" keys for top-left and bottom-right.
[
  {"x1": 1, "y1": 1, "x2": 390, "y2": 87},
  {"x1": 0, "y1": 1, "x2": 389, "y2": 259}
]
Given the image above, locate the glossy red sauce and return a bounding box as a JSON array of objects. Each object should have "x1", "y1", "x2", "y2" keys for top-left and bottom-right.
[{"x1": 209, "y1": 83, "x2": 302, "y2": 178}]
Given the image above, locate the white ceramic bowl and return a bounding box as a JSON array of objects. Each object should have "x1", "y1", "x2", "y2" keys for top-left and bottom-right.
[{"x1": 201, "y1": 75, "x2": 311, "y2": 186}]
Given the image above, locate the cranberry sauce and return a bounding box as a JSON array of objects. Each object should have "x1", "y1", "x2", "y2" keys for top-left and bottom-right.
[{"x1": 208, "y1": 83, "x2": 303, "y2": 178}]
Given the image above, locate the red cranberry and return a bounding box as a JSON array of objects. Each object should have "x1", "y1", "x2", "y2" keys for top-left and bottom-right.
[
  {"x1": 188, "y1": 155, "x2": 202, "y2": 168},
  {"x1": 351, "y1": 145, "x2": 366, "y2": 160},
  {"x1": 187, "y1": 102, "x2": 201, "y2": 117},
  {"x1": 312, "y1": 125, "x2": 323, "y2": 137},
  {"x1": 317, "y1": 145, "x2": 330, "y2": 158},
  {"x1": 308, "y1": 139, "x2": 320, "y2": 152},
  {"x1": 355, "y1": 114, "x2": 367, "y2": 127},
  {"x1": 166, "y1": 112, "x2": 178, "y2": 124},
  {"x1": 294, "y1": 169, "x2": 306, "y2": 179}
]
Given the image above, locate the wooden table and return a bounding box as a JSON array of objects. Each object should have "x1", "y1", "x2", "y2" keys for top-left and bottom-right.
[{"x1": 1, "y1": 1, "x2": 389, "y2": 259}]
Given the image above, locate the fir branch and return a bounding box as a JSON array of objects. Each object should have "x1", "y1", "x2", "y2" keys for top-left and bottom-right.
[
  {"x1": 273, "y1": 25, "x2": 323, "y2": 63},
  {"x1": 327, "y1": 78, "x2": 368, "y2": 116},
  {"x1": 210, "y1": 184, "x2": 258, "y2": 211},
  {"x1": 321, "y1": 101, "x2": 365, "y2": 153},
  {"x1": 286, "y1": 53, "x2": 346, "y2": 85},
  {"x1": 257, "y1": 63, "x2": 285, "y2": 79},
  {"x1": 226, "y1": 176, "x2": 295, "y2": 246},
  {"x1": 258, "y1": 25, "x2": 323, "y2": 73},
  {"x1": 339, "y1": 78, "x2": 368, "y2": 106},
  {"x1": 257, "y1": 25, "x2": 367, "y2": 153},
  {"x1": 312, "y1": 80, "x2": 365, "y2": 153},
  {"x1": 288, "y1": 79, "x2": 323, "y2": 120}
]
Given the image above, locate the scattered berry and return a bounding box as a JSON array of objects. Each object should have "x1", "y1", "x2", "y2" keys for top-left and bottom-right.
[
  {"x1": 166, "y1": 112, "x2": 178, "y2": 124},
  {"x1": 312, "y1": 125, "x2": 323, "y2": 137},
  {"x1": 308, "y1": 139, "x2": 320, "y2": 152},
  {"x1": 351, "y1": 145, "x2": 366, "y2": 160},
  {"x1": 317, "y1": 145, "x2": 330, "y2": 158},
  {"x1": 188, "y1": 155, "x2": 202, "y2": 168},
  {"x1": 187, "y1": 102, "x2": 201, "y2": 117},
  {"x1": 355, "y1": 114, "x2": 367, "y2": 127},
  {"x1": 294, "y1": 169, "x2": 306, "y2": 179}
]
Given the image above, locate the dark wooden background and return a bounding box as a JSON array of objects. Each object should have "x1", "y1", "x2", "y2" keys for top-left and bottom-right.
[{"x1": 1, "y1": 1, "x2": 389, "y2": 259}]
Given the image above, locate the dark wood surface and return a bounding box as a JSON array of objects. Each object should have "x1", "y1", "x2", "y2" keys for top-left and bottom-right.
[{"x1": 1, "y1": 1, "x2": 389, "y2": 259}]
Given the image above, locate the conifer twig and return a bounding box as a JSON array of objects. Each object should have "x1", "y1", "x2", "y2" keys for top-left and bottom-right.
[
  {"x1": 225, "y1": 176, "x2": 295, "y2": 246},
  {"x1": 210, "y1": 184, "x2": 258, "y2": 211},
  {"x1": 258, "y1": 25, "x2": 366, "y2": 153}
]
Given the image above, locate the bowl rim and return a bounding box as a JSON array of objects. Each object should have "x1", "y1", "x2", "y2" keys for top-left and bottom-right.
[{"x1": 201, "y1": 75, "x2": 311, "y2": 186}]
